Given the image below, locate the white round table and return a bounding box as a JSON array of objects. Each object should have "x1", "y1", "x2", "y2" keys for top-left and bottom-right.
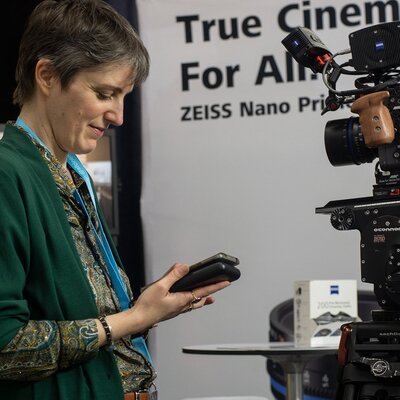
[{"x1": 182, "y1": 342, "x2": 338, "y2": 400}]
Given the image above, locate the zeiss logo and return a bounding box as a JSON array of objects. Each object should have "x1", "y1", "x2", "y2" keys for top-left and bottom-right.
[
  {"x1": 330, "y1": 285, "x2": 339, "y2": 295},
  {"x1": 375, "y1": 40, "x2": 385, "y2": 52}
]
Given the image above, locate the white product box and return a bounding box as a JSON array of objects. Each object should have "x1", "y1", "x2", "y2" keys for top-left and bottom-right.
[{"x1": 294, "y1": 280, "x2": 359, "y2": 347}]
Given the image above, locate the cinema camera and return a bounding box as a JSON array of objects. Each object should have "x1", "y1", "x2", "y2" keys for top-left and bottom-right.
[
  {"x1": 283, "y1": 23, "x2": 400, "y2": 399},
  {"x1": 282, "y1": 22, "x2": 400, "y2": 311}
]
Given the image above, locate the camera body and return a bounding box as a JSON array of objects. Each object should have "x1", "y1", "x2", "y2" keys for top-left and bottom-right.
[
  {"x1": 349, "y1": 23, "x2": 400, "y2": 72},
  {"x1": 316, "y1": 196, "x2": 400, "y2": 311}
]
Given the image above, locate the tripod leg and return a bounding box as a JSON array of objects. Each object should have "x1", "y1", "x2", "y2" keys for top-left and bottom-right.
[{"x1": 342, "y1": 383, "x2": 357, "y2": 400}]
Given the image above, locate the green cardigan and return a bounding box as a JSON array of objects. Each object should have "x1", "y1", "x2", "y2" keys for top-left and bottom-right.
[{"x1": 0, "y1": 123, "x2": 124, "y2": 400}]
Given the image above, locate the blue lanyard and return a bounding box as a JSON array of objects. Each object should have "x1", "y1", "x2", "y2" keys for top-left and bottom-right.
[
  {"x1": 15, "y1": 117, "x2": 153, "y2": 366},
  {"x1": 73, "y1": 189, "x2": 154, "y2": 365},
  {"x1": 67, "y1": 153, "x2": 98, "y2": 214},
  {"x1": 73, "y1": 189, "x2": 131, "y2": 310},
  {"x1": 15, "y1": 118, "x2": 98, "y2": 212},
  {"x1": 16, "y1": 117, "x2": 49, "y2": 149}
]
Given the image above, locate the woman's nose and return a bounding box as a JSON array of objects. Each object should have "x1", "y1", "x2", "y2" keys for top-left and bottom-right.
[{"x1": 105, "y1": 100, "x2": 124, "y2": 126}]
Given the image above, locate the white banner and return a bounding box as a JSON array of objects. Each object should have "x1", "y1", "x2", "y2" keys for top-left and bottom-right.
[{"x1": 137, "y1": 1, "x2": 398, "y2": 398}]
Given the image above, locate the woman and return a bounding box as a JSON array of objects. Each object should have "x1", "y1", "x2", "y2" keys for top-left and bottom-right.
[{"x1": 0, "y1": 1, "x2": 229, "y2": 399}]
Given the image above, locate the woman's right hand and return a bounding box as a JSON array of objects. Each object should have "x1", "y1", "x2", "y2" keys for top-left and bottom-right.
[{"x1": 96, "y1": 263, "x2": 230, "y2": 346}]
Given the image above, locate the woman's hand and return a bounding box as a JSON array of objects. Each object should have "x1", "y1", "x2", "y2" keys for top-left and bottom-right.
[
  {"x1": 134, "y1": 263, "x2": 230, "y2": 325},
  {"x1": 96, "y1": 263, "x2": 230, "y2": 346}
]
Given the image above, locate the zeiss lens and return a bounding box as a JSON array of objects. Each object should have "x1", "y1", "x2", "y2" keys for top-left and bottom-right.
[{"x1": 324, "y1": 117, "x2": 377, "y2": 166}]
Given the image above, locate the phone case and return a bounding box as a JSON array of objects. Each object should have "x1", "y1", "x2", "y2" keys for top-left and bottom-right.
[
  {"x1": 170, "y1": 261, "x2": 241, "y2": 292},
  {"x1": 189, "y1": 252, "x2": 240, "y2": 271}
]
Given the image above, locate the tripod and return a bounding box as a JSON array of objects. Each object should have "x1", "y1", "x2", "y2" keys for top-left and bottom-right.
[
  {"x1": 316, "y1": 192, "x2": 400, "y2": 400},
  {"x1": 335, "y1": 310, "x2": 400, "y2": 400}
]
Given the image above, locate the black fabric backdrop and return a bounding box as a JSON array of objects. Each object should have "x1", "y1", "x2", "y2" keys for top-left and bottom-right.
[
  {"x1": 105, "y1": 0, "x2": 145, "y2": 298},
  {"x1": 0, "y1": 0, "x2": 41, "y2": 122},
  {"x1": 0, "y1": 0, "x2": 145, "y2": 297}
]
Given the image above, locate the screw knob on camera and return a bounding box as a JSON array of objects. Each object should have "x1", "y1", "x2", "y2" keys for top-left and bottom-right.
[{"x1": 330, "y1": 208, "x2": 355, "y2": 231}]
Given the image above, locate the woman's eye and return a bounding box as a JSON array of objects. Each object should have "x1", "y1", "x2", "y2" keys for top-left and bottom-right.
[{"x1": 97, "y1": 92, "x2": 113, "y2": 100}]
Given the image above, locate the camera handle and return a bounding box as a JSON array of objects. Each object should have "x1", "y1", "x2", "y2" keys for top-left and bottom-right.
[{"x1": 351, "y1": 91, "x2": 395, "y2": 148}]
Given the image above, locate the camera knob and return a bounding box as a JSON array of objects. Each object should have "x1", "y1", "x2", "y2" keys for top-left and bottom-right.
[{"x1": 330, "y1": 208, "x2": 355, "y2": 230}]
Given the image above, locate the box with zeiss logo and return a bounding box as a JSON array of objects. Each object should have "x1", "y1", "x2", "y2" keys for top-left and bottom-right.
[{"x1": 294, "y1": 280, "x2": 359, "y2": 347}]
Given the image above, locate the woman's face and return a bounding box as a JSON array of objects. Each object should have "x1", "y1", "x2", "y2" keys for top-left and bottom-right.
[{"x1": 44, "y1": 62, "x2": 135, "y2": 163}]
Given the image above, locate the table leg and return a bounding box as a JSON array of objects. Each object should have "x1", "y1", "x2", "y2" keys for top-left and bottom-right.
[
  {"x1": 286, "y1": 370, "x2": 303, "y2": 400},
  {"x1": 276, "y1": 359, "x2": 306, "y2": 400}
]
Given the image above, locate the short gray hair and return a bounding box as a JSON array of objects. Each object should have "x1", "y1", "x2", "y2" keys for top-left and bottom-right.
[{"x1": 13, "y1": 0, "x2": 150, "y2": 106}]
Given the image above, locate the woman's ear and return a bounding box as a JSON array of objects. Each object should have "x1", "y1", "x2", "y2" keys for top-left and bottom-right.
[{"x1": 35, "y1": 59, "x2": 57, "y2": 96}]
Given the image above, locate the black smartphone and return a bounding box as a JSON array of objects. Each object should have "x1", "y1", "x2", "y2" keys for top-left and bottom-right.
[
  {"x1": 189, "y1": 252, "x2": 239, "y2": 271},
  {"x1": 170, "y1": 252, "x2": 241, "y2": 292}
]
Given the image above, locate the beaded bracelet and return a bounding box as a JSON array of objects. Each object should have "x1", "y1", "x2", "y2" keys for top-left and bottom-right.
[{"x1": 98, "y1": 315, "x2": 113, "y2": 349}]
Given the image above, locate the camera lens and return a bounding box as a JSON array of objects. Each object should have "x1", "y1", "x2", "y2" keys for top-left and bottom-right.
[{"x1": 324, "y1": 117, "x2": 377, "y2": 166}]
